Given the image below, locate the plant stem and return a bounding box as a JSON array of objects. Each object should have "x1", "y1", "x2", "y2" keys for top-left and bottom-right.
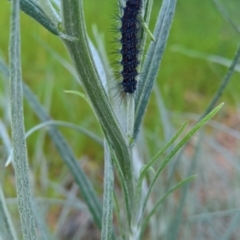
[{"x1": 60, "y1": 0, "x2": 134, "y2": 220}]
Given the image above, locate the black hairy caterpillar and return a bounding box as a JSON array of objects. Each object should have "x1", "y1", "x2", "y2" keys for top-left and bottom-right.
[{"x1": 118, "y1": 0, "x2": 143, "y2": 95}]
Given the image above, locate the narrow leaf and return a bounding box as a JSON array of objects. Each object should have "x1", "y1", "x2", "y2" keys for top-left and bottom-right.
[
  {"x1": 0, "y1": 185, "x2": 18, "y2": 240},
  {"x1": 140, "y1": 121, "x2": 187, "y2": 180},
  {"x1": 9, "y1": 0, "x2": 37, "y2": 238},
  {"x1": 25, "y1": 120, "x2": 103, "y2": 145},
  {"x1": 6, "y1": 120, "x2": 103, "y2": 166},
  {"x1": 1, "y1": 54, "x2": 103, "y2": 229},
  {"x1": 19, "y1": 0, "x2": 60, "y2": 35},
  {"x1": 101, "y1": 141, "x2": 114, "y2": 240},
  {"x1": 199, "y1": 45, "x2": 240, "y2": 120},
  {"x1": 142, "y1": 103, "x2": 223, "y2": 212},
  {"x1": 211, "y1": 0, "x2": 240, "y2": 34},
  {"x1": 132, "y1": 122, "x2": 188, "y2": 227},
  {"x1": 141, "y1": 175, "x2": 196, "y2": 238},
  {"x1": 134, "y1": 0, "x2": 177, "y2": 138},
  {"x1": 171, "y1": 45, "x2": 240, "y2": 72},
  {"x1": 23, "y1": 83, "x2": 103, "y2": 228}
]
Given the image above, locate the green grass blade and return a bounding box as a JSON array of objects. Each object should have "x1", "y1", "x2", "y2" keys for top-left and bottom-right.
[
  {"x1": 0, "y1": 60, "x2": 9, "y2": 77},
  {"x1": 199, "y1": 45, "x2": 240, "y2": 120},
  {"x1": 140, "y1": 175, "x2": 196, "y2": 239},
  {"x1": 167, "y1": 132, "x2": 203, "y2": 240},
  {"x1": 153, "y1": 86, "x2": 173, "y2": 141},
  {"x1": 0, "y1": 185, "x2": 18, "y2": 240},
  {"x1": 35, "y1": 38, "x2": 79, "y2": 82},
  {"x1": 54, "y1": 184, "x2": 80, "y2": 239},
  {"x1": 25, "y1": 120, "x2": 103, "y2": 146},
  {"x1": 9, "y1": 0, "x2": 37, "y2": 238},
  {"x1": 166, "y1": 45, "x2": 240, "y2": 200},
  {"x1": 140, "y1": 121, "x2": 187, "y2": 180},
  {"x1": 142, "y1": 103, "x2": 223, "y2": 213},
  {"x1": 211, "y1": 0, "x2": 240, "y2": 34},
  {"x1": 134, "y1": 0, "x2": 177, "y2": 139},
  {"x1": 0, "y1": 120, "x2": 12, "y2": 157},
  {"x1": 31, "y1": 200, "x2": 50, "y2": 240},
  {"x1": 101, "y1": 141, "x2": 114, "y2": 240},
  {"x1": 132, "y1": 122, "x2": 187, "y2": 230},
  {"x1": 23, "y1": 83, "x2": 103, "y2": 229},
  {"x1": 171, "y1": 45, "x2": 240, "y2": 72},
  {"x1": 0, "y1": 57, "x2": 103, "y2": 229},
  {"x1": 186, "y1": 208, "x2": 240, "y2": 222}
]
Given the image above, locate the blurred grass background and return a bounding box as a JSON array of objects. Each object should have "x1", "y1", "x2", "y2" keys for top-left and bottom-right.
[
  {"x1": 0, "y1": 0, "x2": 239, "y2": 198},
  {"x1": 1, "y1": 0, "x2": 240, "y2": 114},
  {"x1": 1, "y1": 0, "x2": 240, "y2": 238}
]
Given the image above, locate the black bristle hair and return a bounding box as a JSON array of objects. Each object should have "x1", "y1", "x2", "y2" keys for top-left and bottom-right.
[{"x1": 111, "y1": 0, "x2": 143, "y2": 99}]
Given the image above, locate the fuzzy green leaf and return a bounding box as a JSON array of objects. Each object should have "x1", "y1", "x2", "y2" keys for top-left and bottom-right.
[
  {"x1": 101, "y1": 141, "x2": 114, "y2": 240},
  {"x1": 141, "y1": 175, "x2": 196, "y2": 238},
  {"x1": 0, "y1": 58, "x2": 103, "y2": 229},
  {"x1": 19, "y1": 0, "x2": 60, "y2": 35},
  {"x1": 134, "y1": 0, "x2": 177, "y2": 138},
  {"x1": 142, "y1": 103, "x2": 223, "y2": 213},
  {"x1": 9, "y1": 0, "x2": 37, "y2": 238}
]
